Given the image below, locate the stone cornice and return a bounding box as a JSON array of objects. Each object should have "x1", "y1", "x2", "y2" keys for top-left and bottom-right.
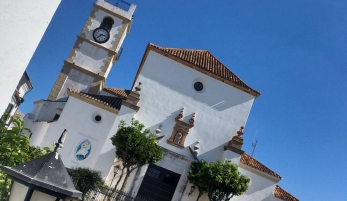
[
  {"x1": 77, "y1": 35, "x2": 118, "y2": 55},
  {"x1": 94, "y1": 4, "x2": 131, "y2": 23}
]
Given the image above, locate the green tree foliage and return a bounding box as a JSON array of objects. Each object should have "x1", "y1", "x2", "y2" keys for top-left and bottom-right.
[
  {"x1": 67, "y1": 167, "x2": 104, "y2": 200},
  {"x1": 0, "y1": 113, "x2": 49, "y2": 201},
  {"x1": 188, "y1": 160, "x2": 250, "y2": 201},
  {"x1": 110, "y1": 119, "x2": 163, "y2": 191},
  {"x1": 0, "y1": 113, "x2": 30, "y2": 167}
]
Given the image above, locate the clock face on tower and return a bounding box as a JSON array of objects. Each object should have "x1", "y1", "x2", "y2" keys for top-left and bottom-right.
[{"x1": 93, "y1": 27, "x2": 110, "y2": 43}]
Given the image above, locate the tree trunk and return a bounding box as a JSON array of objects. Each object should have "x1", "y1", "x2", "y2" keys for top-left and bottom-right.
[
  {"x1": 114, "y1": 167, "x2": 125, "y2": 190},
  {"x1": 1, "y1": 175, "x2": 8, "y2": 201},
  {"x1": 196, "y1": 191, "x2": 203, "y2": 201},
  {"x1": 114, "y1": 168, "x2": 131, "y2": 201},
  {"x1": 108, "y1": 167, "x2": 125, "y2": 200},
  {"x1": 120, "y1": 168, "x2": 131, "y2": 192}
]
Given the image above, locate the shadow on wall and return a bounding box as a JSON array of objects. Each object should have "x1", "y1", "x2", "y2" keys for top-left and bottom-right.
[
  {"x1": 197, "y1": 144, "x2": 226, "y2": 163},
  {"x1": 94, "y1": 147, "x2": 117, "y2": 179},
  {"x1": 147, "y1": 108, "x2": 183, "y2": 133}
]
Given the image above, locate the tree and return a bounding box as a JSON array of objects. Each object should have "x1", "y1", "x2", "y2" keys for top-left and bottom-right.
[
  {"x1": 188, "y1": 160, "x2": 250, "y2": 201},
  {"x1": 110, "y1": 119, "x2": 163, "y2": 192},
  {"x1": 0, "y1": 113, "x2": 49, "y2": 201},
  {"x1": 67, "y1": 167, "x2": 104, "y2": 200},
  {"x1": 0, "y1": 113, "x2": 30, "y2": 167}
]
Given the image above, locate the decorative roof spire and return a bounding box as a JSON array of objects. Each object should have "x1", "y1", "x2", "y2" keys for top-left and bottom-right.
[
  {"x1": 0, "y1": 129, "x2": 82, "y2": 198},
  {"x1": 194, "y1": 141, "x2": 200, "y2": 151},
  {"x1": 193, "y1": 141, "x2": 200, "y2": 156},
  {"x1": 54, "y1": 129, "x2": 67, "y2": 153},
  {"x1": 135, "y1": 82, "x2": 142, "y2": 91},
  {"x1": 155, "y1": 124, "x2": 162, "y2": 137},
  {"x1": 176, "y1": 108, "x2": 184, "y2": 120},
  {"x1": 224, "y1": 126, "x2": 245, "y2": 155},
  {"x1": 189, "y1": 113, "x2": 196, "y2": 125},
  {"x1": 237, "y1": 126, "x2": 244, "y2": 136}
]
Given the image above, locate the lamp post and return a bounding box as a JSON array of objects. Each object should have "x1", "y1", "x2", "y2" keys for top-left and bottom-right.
[
  {"x1": 103, "y1": 165, "x2": 121, "y2": 201},
  {"x1": 188, "y1": 185, "x2": 196, "y2": 196},
  {"x1": 0, "y1": 130, "x2": 82, "y2": 201},
  {"x1": 111, "y1": 165, "x2": 121, "y2": 187}
]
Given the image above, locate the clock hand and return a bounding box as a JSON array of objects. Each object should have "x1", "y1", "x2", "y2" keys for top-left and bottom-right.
[{"x1": 97, "y1": 34, "x2": 105, "y2": 39}]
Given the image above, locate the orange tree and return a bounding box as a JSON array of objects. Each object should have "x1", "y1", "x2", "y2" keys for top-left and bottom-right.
[
  {"x1": 110, "y1": 119, "x2": 163, "y2": 192},
  {"x1": 188, "y1": 160, "x2": 250, "y2": 201}
]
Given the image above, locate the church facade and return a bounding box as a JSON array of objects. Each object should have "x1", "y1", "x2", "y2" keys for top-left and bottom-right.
[{"x1": 23, "y1": 0, "x2": 298, "y2": 201}]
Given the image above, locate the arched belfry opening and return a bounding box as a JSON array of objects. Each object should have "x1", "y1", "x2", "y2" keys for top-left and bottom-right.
[{"x1": 100, "y1": 17, "x2": 114, "y2": 31}]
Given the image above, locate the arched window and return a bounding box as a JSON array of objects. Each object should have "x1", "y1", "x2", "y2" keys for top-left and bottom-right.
[{"x1": 100, "y1": 17, "x2": 114, "y2": 31}]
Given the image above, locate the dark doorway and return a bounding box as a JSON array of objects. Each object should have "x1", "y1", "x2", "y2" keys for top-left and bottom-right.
[{"x1": 137, "y1": 164, "x2": 181, "y2": 201}]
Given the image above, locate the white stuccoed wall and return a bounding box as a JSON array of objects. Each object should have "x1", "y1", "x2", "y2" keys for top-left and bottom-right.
[
  {"x1": 29, "y1": 96, "x2": 119, "y2": 170},
  {"x1": 26, "y1": 95, "x2": 136, "y2": 178},
  {"x1": 31, "y1": 100, "x2": 66, "y2": 121},
  {"x1": 231, "y1": 168, "x2": 278, "y2": 201},
  {"x1": 73, "y1": 42, "x2": 109, "y2": 74},
  {"x1": 56, "y1": 69, "x2": 94, "y2": 100},
  {"x1": 133, "y1": 50, "x2": 255, "y2": 161},
  {"x1": 0, "y1": 0, "x2": 61, "y2": 114}
]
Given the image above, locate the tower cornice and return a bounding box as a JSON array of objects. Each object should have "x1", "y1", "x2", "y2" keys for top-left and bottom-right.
[
  {"x1": 94, "y1": 4, "x2": 132, "y2": 23},
  {"x1": 77, "y1": 35, "x2": 118, "y2": 55}
]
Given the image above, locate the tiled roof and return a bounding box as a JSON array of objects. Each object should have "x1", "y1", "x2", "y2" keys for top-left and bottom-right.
[
  {"x1": 274, "y1": 185, "x2": 299, "y2": 201},
  {"x1": 240, "y1": 153, "x2": 282, "y2": 180},
  {"x1": 148, "y1": 43, "x2": 260, "y2": 97},
  {"x1": 103, "y1": 87, "x2": 131, "y2": 99},
  {"x1": 68, "y1": 89, "x2": 123, "y2": 110}
]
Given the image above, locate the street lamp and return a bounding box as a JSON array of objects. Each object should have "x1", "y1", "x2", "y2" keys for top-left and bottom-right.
[
  {"x1": 188, "y1": 185, "x2": 196, "y2": 196},
  {"x1": 110, "y1": 165, "x2": 121, "y2": 187},
  {"x1": 103, "y1": 165, "x2": 121, "y2": 201}
]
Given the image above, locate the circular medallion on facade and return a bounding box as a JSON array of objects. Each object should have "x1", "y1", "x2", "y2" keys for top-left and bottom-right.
[{"x1": 75, "y1": 139, "x2": 92, "y2": 161}]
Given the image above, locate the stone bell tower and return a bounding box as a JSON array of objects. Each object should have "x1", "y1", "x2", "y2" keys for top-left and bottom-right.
[{"x1": 48, "y1": 0, "x2": 136, "y2": 101}]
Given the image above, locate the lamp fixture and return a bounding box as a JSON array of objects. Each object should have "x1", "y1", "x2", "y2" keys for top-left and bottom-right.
[
  {"x1": 188, "y1": 185, "x2": 196, "y2": 196},
  {"x1": 113, "y1": 165, "x2": 121, "y2": 175}
]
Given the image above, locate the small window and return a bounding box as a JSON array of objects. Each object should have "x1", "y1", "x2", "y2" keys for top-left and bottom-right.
[
  {"x1": 100, "y1": 17, "x2": 114, "y2": 31},
  {"x1": 92, "y1": 112, "x2": 104, "y2": 123},
  {"x1": 194, "y1": 82, "x2": 204, "y2": 92},
  {"x1": 53, "y1": 114, "x2": 60, "y2": 121},
  {"x1": 95, "y1": 115, "x2": 102, "y2": 122}
]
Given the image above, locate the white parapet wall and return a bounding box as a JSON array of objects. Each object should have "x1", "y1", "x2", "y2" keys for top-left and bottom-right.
[{"x1": 0, "y1": 0, "x2": 61, "y2": 114}]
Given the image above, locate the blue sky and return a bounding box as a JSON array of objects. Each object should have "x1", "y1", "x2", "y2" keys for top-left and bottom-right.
[{"x1": 22, "y1": 0, "x2": 347, "y2": 200}]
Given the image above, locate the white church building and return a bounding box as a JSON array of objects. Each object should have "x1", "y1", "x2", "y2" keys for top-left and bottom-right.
[{"x1": 23, "y1": 0, "x2": 299, "y2": 201}]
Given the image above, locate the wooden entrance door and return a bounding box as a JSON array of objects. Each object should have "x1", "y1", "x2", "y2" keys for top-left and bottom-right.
[{"x1": 136, "y1": 164, "x2": 181, "y2": 201}]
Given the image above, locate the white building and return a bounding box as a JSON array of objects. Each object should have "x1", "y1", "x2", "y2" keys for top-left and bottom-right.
[
  {"x1": 3, "y1": 71, "x2": 33, "y2": 127},
  {"x1": 0, "y1": 0, "x2": 61, "y2": 114},
  {"x1": 23, "y1": 0, "x2": 299, "y2": 201}
]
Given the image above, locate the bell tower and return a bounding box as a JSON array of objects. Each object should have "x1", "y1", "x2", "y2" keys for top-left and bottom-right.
[{"x1": 48, "y1": 0, "x2": 136, "y2": 101}]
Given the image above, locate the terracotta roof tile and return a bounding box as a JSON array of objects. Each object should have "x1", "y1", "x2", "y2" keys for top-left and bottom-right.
[
  {"x1": 148, "y1": 43, "x2": 261, "y2": 97},
  {"x1": 103, "y1": 87, "x2": 131, "y2": 99},
  {"x1": 68, "y1": 89, "x2": 123, "y2": 110},
  {"x1": 240, "y1": 153, "x2": 282, "y2": 180},
  {"x1": 274, "y1": 185, "x2": 299, "y2": 201}
]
